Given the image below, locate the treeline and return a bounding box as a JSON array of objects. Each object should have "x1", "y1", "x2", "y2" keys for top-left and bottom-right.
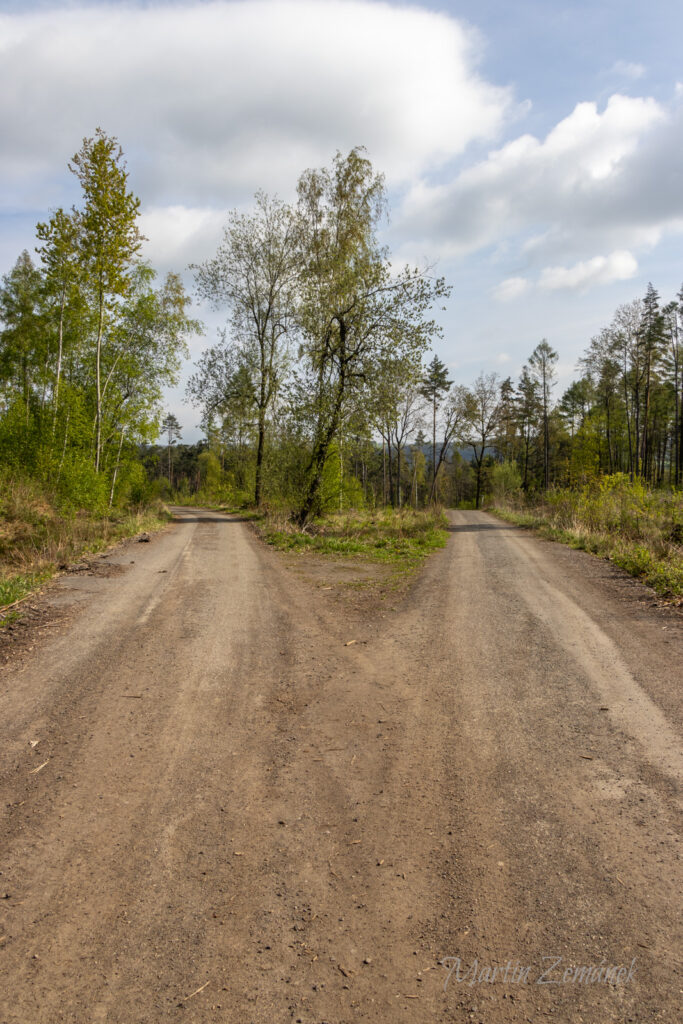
[
  {"x1": 0, "y1": 129, "x2": 198, "y2": 512},
  {"x1": 464, "y1": 282, "x2": 683, "y2": 502},
  {"x1": 558, "y1": 285, "x2": 682, "y2": 486},
  {"x1": 186, "y1": 224, "x2": 683, "y2": 511},
  {"x1": 183, "y1": 148, "x2": 682, "y2": 515},
  {"x1": 3, "y1": 132, "x2": 681, "y2": 523}
]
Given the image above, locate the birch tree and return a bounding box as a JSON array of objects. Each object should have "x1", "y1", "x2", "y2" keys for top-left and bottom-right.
[
  {"x1": 70, "y1": 128, "x2": 143, "y2": 471},
  {"x1": 193, "y1": 193, "x2": 297, "y2": 505}
]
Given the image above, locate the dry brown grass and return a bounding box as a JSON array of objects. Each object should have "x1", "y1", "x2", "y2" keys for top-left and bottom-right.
[{"x1": 0, "y1": 476, "x2": 169, "y2": 613}]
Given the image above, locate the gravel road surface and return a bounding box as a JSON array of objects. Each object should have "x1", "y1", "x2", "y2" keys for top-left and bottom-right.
[{"x1": 1, "y1": 508, "x2": 681, "y2": 1023}]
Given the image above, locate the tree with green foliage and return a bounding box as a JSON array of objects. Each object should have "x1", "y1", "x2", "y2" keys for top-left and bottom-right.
[
  {"x1": 0, "y1": 129, "x2": 198, "y2": 514},
  {"x1": 515, "y1": 367, "x2": 540, "y2": 491},
  {"x1": 496, "y1": 376, "x2": 518, "y2": 464},
  {"x1": 638, "y1": 283, "x2": 664, "y2": 480},
  {"x1": 35, "y1": 208, "x2": 82, "y2": 432},
  {"x1": 161, "y1": 412, "x2": 182, "y2": 486},
  {"x1": 193, "y1": 192, "x2": 297, "y2": 505},
  {"x1": 294, "y1": 147, "x2": 449, "y2": 524},
  {"x1": 581, "y1": 328, "x2": 621, "y2": 476},
  {"x1": 368, "y1": 354, "x2": 423, "y2": 506},
  {"x1": 463, "y1": 373, "x2": 500, "y2": 508},
  {"x1": 0, "y1": 251, "x2": 46, "y2": 428},
  {"x1": 662, "y1": 290, "x2": 682, "y2": 485},
  {"x1": 70, "y1": 128, "x2": 144, "y2": 471},
  {"x1": 186, "y1": 340, "x2": 259, "y2": 489}
]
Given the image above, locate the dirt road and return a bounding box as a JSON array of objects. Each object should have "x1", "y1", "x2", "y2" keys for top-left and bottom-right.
[{"x1": 1, "y1": 508, "x2": 681, "y2": 1023}]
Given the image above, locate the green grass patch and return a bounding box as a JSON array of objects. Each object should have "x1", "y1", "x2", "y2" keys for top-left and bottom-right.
[
  {"x1": 492, "y1": 476, "x2": 683, "y2": 599},
  {"x1": 0, "y1": 568, "x2": 54, "y2": 611},
  {"x1": 258, "y1": 506, "x2": 449, "y2": 573}
]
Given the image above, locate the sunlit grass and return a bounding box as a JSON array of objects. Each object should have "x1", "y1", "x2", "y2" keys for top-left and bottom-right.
[
  {"x1": 493, "y1": 475, "x2": 683, "y2": 599},
  {"x1": 259, "y1": 506, "x2": 449, "y2": 569}
]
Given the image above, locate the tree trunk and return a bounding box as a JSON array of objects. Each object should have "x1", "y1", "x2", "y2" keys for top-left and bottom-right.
[
  {"x1": 396, "y1": 443, "x2": 402, "y2": 508},
  {"x1": 109, "y1": 427, "x2": 126, "y2": 509},
  {"x1": 95, "y1": 291, "x2": 104, "y2": 473},
  {"x1": 475, "y1": 454, "x2": 483, "y2": 509},
  {"x1": 52, "y1": 289, "x2": 66, "y2": 436},
  {"x1": 297, "y1": 377, "x2": 346, "y2": 526},
  {"x1": 432, "y1": 398, "x2": 437, "y2": 502},
  {"x1": 255, "y1": 412, "x2": 265, "y2": 506},
  {"x1": 387, "y1": 433, "x2": 394, "y2": 508}
]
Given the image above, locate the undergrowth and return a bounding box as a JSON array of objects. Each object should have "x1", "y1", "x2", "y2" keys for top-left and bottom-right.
[
  {"x1": 492, "y1": 475, "x2": 683, "y2": 599},
  {"x1": 0, "y1": 474, "x2": 170, "y2": 616}
]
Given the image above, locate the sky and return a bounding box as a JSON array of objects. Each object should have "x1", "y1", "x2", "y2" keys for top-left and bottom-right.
[{"x1": 1, "y1": 0, "x2": 682, "y2": 441}]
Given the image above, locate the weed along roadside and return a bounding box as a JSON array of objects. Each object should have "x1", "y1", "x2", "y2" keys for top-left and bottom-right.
[
  {"x1": 491, "y1": 474, "x2": 683, "y2": 602},
  {"x1": 0, "y1": 476, "x2": 171, "y2": 622}
]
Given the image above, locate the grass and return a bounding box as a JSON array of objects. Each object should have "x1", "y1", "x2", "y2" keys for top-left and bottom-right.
[
  {"x1": 492, "y1": 474, "x2": 683, "y2": 600},
  {"x1": 257, "y1": 506, "x2": 449, "y2": 577},
  {"x1": 0, "y1": 475, "x2": 171, "y2": 619}
]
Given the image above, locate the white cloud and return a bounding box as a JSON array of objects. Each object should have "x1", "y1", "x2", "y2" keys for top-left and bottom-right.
[
  {"x1": 611, "y1": 60, "x2": 646, "y2": 80},
  {"x1": 494, "y1": 250, "x2": 638, "y2": 299},
  {"x1": 139, "y1": 206, "x2": 222, "y2": 274},
  {"x1": 398, "y1": 93, "x2": 674, "y2": 267},
  {"x1": 0, "y1": 0, "x2": 511, "y2": 211},
  {"x1": 494, "y1": 276, "x2": 529, "y2": 301},
  {"x1": 538, "y1": 250, "x2": 638, "y2": 291}
]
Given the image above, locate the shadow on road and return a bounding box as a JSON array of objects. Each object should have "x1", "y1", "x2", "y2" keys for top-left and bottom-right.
[
  {"x1": 168, "y1": 510, "x2": 255, "y2": 525},
  {"x1": 446, "y1": 521, "x2": 517, "y2": 533}
]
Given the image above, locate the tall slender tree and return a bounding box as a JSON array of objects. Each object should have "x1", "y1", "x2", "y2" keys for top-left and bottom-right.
[
  {"x1": 527, "y1": 339, "x2": 558, "y2": 489},
  {"x1": 36, "y1": 208, "x2": 82, "y2": 431},
  {"x1": 70, "y1": 128, "x2": 143, "y2": 471},
  {"x1": 638, "y1": 283, "x2": 664, "y2": 480},
  {"x1": 515, "y1": 367, "x2": 540, "y2": 490},
  {"x1": 419, "y1": 355, "x2": 453, "y2": 498},
  {"x1": 161, "y1": 412, "x2": 182, "y2": 486},
  {"x1": 193, "y1": 192, "x2": 297, "y2": 505}
]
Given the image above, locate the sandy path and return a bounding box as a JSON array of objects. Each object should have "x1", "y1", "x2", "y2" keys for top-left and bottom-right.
[{"x1": 0, "y1": 508, "x2": 680, "y2": 1023}]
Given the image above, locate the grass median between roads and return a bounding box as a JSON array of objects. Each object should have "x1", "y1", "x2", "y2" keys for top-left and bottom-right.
[
  {"x1": 257, "y1": 506, "x2": 449, "y2": 579},
  {"x1": 491, "y1": 475, "x2": 683, "y2": 601},
  {"x1": 1, "y1": 478, "x2": 171, "y2": 620}
]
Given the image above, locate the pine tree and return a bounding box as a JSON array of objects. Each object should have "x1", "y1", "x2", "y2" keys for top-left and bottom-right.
[
  {"x1": 638, "y1": 283, "x2": 664, "y2": 481},
  {"x1": 161, "y1": 413, "x2": 182, "y2": 487},
  {"x1": 419, "y1": 355, "x2": 453, "y2": 497},
  {"x1": 527, "y1": 340, "x2": 558, "y2": 489}
]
